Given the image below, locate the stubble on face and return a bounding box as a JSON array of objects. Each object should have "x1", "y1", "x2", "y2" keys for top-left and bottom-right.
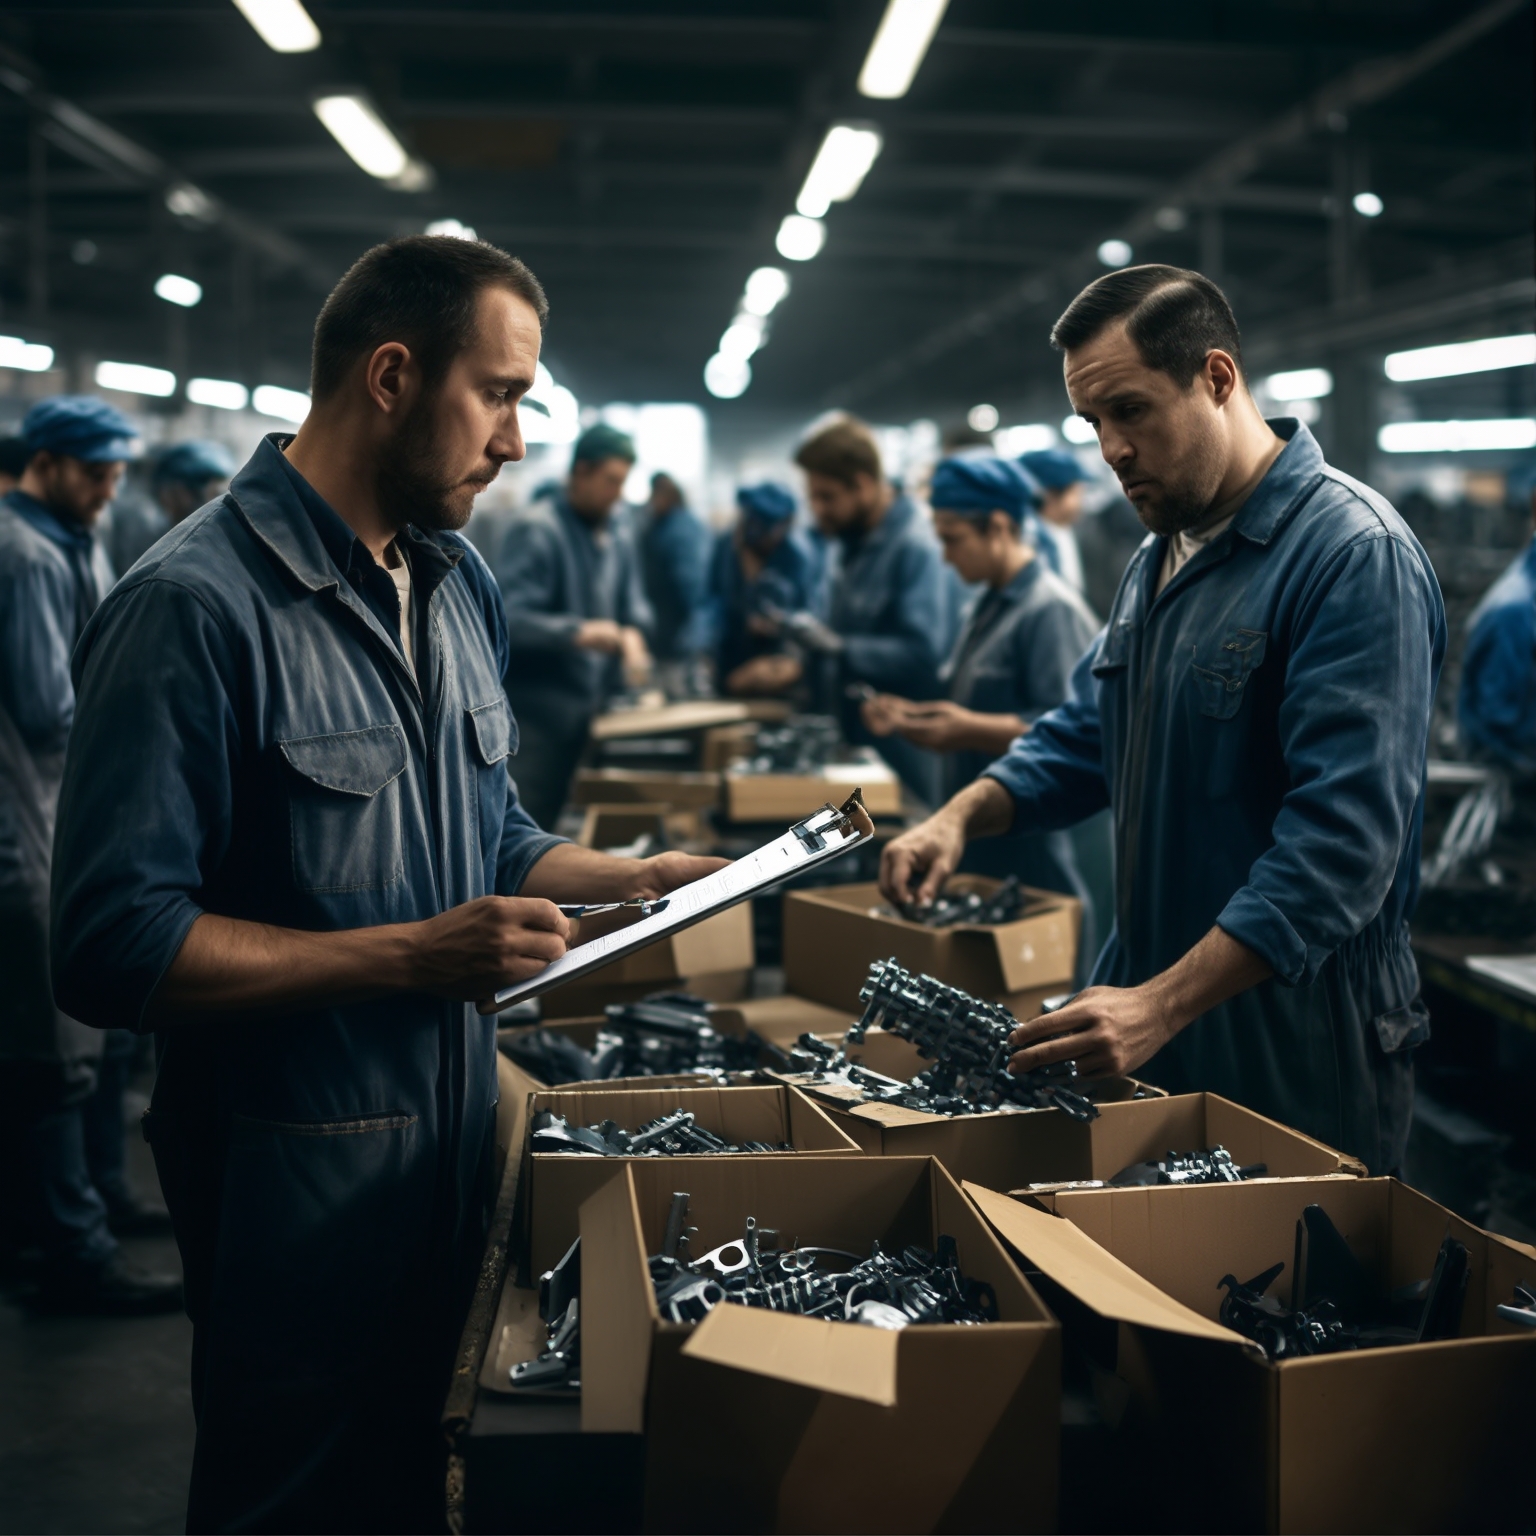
[{"x1": 375, "y1": 390, "x2": 488, "y2": 534}]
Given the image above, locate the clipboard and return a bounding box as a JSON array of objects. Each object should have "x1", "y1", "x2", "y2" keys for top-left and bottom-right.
[{"x1": 490, "y1": 789, "x2": 876, "y2": 1009}]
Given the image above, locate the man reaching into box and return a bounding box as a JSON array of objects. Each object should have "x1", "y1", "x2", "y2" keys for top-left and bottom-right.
[{"x1": 881, "y1": 266, "x2": 1444, "y2": 1176}]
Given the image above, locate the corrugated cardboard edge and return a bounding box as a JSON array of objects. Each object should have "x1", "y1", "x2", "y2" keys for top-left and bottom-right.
[
  {"x1": 962, "y1": 1181, "x2": 1245, "y2": 1345},
  {"x1": 579, "y1": 1167, "x2": 657, "y2": 1433}
]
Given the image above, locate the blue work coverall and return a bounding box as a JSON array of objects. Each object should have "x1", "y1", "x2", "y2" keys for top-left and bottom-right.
[
  {"x1": 942, "y1": 558, "x2": 1103, "y2": 968},
  {"x1": 985, "y1": 423, "x2": 1445, "y2": 1173},
  {"x1": 494, "y1": 493, "x2": 653, "y2": 827},
  {"x1": 638, "y1": 500, "x2": 710, "y2": 661},
  {"x1": 50, "y1": 436, "x2": 563, "y2": 1532},
  {"x1": 1457, "y1": 534, "x2": 1536, "y2": 772},
  {"x1": 704, "y1": 525, "x2": 823, "y2": 680}
]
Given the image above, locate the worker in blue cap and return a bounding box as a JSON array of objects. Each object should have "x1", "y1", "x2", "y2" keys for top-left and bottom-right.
[
  {"x1": 863, "y1": 455, "x2": 1103, "y2": 965},
  {"x1": 109, "y1": 439, "x2": 236, "y2": 574},
  {"x1": 637, "y1": 470, "x2": 710, "y2": 679},
  {"x1": 1020, "y1": 446, "x2": 1094, "y2": 594},
  {"x1": 495, "y1": 420, "x2": 654, "y2": 827},
  {"x1": 0, "y1": 395, "x2": 182, "y2": 1315},
  {"x1": 705, "y1": 481, "x2": 823, "y2": 690},
  {"x1": 1458, "y1": 460, "x2": 1536, "y2": 773}
]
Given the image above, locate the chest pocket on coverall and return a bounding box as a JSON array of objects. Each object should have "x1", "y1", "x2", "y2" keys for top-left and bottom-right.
[
  {"x1": 1191, "y1": 629, "x2": 1267, "y2": 798},
  {"x1": 279, "y1": 724, "x2": 407, "y2": 893},
  {"x1": 466, "y1": 697, "x2": 516, "y2": 863}
]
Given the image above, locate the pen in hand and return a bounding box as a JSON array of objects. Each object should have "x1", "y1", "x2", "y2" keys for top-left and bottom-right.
[{"x1": 555, "y1": 897, "x2": 671, "y2": 919}]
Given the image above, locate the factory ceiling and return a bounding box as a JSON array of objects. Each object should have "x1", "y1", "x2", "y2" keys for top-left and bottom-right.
[{"x1": 0, "y1": 0, "x2": 1531, "y2": 421}]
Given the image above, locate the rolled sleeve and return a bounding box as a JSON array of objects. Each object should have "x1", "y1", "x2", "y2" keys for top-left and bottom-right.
[
  {"x1": 1215, "y1": 884, "x2": 1309, "y2": 984},
  {"x1": 496, "y1": 795, "x2": 566, "y2": 894}
]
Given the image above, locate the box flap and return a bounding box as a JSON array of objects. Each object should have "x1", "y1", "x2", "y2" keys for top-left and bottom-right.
[
  {"x1": 963, "y1": 1182, "x2": 1245, "y2": 1345},
  {"x1": 680, "y1": 1300, "x2": 900, "y2": 1407},
  {"x1": 579, "y1": 1167, "x2": 657, "y2": 1433}
]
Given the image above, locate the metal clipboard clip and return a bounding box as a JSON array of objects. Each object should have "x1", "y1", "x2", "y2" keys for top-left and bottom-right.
[{"x1": 790, "y1": 787, "x2": 872, "y2": 854}]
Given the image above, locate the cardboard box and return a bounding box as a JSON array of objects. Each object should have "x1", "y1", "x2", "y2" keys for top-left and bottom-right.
[
  {"x1": 708, "y1": 992, "x2": 857, "y2": 1049},
  {"x1": 700, "y1": 721, "x2": 760, "y2": 772},
  {"x1": 572, "y1": 767, "x2": 722, "y2": 810},
  {"x1": 523, "y1": 1082, "x2": 861, "y2": 1274},
  {"x1": 722, "y1": 757, "x2": 902, "y2": 822},
  {"x1": 783, "y1": 877, "x2": 1079, "y2": 1015},
  {"x1": 590, "y1": 699, "x2": 754, "y2": 741},
  {"x1": 970, "y1": 1176, "x2": 1536, "y2": 1534},
  {"x1": 575, "y1": 803, "x2": 670, "y2": 853},
  {"x1": 581, "y1": 1155, "x2": 1060, "y2": 1533}
]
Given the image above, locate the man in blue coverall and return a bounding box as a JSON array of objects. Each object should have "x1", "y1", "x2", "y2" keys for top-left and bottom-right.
[
  {"x1": 494, "y1": 422, "x2": 654, "y2": 829},
  {"x1": 109, "y1": 438, "x2": 235, "y2": 574},
  {"x1": 50, "y1": 236, "x2": 722, "y2": 1532},
  {"x1": 882, "y1": 266, "x2": 1444, "y2": 1174},
  {"x1": 637, "y1": 470, "x2": 709, "y2": 672}
]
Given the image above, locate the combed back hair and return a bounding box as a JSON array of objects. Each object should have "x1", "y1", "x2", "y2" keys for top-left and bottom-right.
[
  {"x1": 1049, "y1": 265, "x2": 1244, "y2": 387},
  {"x1": 310, "y1": 235, "x2": 548, "y2": 402},
  {"x1": 794, "y1": 415, "x2": 883, "y2": 485}
]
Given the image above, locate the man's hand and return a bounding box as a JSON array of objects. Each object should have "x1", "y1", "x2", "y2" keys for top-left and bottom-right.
[
  {"x1": 410, "y1": 896, "x2": 572, "y2": 1003},
  {"x1": 861, "y1": 692, "x2": 909, "y2": 738},
  {"x1": 631, "y1": 850, "x2": 731, "y2": 899},
  {"x1": 889, "y1": 700, "x2": 982, "y2": 751},
  {"x1": 574, "y1": 618, "x2": 625, "y2": 653},
  {"x1": 880, "y1": 807, "x2": 969, "y2": 908},
  {"x1": 726, "y1": 653, "x2": 803, "y2": 696},
  {"x1": 619, "y1": 625, "x2": 652, "y2": 686}
]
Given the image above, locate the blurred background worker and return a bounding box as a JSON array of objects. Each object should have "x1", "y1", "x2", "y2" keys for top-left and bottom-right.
[
  {"x1": 108, "y1": 438, "x2": 235, "y2": 575},
  {"x1": 1458, "y1": 462, "x2": 1536, "y2": 775},
  {"x1": 0, "y1": 435, "x2": 27, "y2": 496},
  {"x1": 863, "y1": 454, "x2": 1103, "y2": 972},
  {"x1": 636, "y1": 470, "x2": 709, "y2": 687},
  {"x1": 496, "y1": 421, "x2": 654, "y2": 828},
  {"x1": 1020, "y1": 447, "x2": 1094, "y2": 595},
  {"x1": 0, "y1": 395, "x2": 180, "y2": 1315},
  {"x1": 710, "y1": 480, "x2": 822, "y2": 694},
  {"x1": 730, "y1": 415, "x2": 957, "y2": 800}
]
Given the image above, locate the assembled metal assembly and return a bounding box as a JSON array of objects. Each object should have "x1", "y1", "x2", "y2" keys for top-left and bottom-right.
[
  {"x1": 530, "y1": 1108, "x2": 792, "y2": 1157},
  {"x1": 894, "y1": 875, "x2": 1033, "y2": 929},
  {"x1": 1110, "y1": 1146, "x2": 1269, "y2": 1186}
]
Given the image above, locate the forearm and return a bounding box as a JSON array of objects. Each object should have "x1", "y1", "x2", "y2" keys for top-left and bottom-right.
[
  {"x1": 1144, "y1": 925, "x2": 1273, "y2": 1034},
  {"x1": 954, "y1": 713, "x2": 1027, "y2": 756},
  {"x1": 519, "y1": 841, "x2": 647, "y2": 903},
  {"x1": 937, "y1": 775, "x2": 1017, "y2": 840}
]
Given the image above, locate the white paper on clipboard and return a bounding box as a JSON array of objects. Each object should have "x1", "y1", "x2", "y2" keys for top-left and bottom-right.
[{"x1": 491, "y1": 791, "x2": 875, "y2": 1009}]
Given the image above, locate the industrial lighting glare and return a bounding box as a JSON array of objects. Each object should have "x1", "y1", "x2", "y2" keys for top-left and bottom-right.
[
  {"x1": 96, "y1": 360, "x2": 176, "y2": 397},
  {"x1": 0, "y1": 335, "x2": 55, "y2": 372},
  {"x1": 994, "y1": 423, "x2": 1058, "y2": 455},
  {"x1": 1261, "y1": 367, "x2": 1333, "y2": 400},
  {"x1": 231, "y1": 0, "x2": 320, "y2": 52},
  {"x1": 776, "y1": 214, "x2": 826, "y2": 262},
  {"x1": 1062, "y1": 415, "x2": 1097, "y2": 445},
  {"x1": 1097, "y1": 238, "x2": 1133, "y2": 268},
  {"x1": 1378, "y1": 419, "x2": 1536, "y2": 454},
  {"x1": 154, "y1": 273, "x2": 203, "y2": 308},
  {"x1": 187, "y1": 377, "x2": 249, "y2": 410},
  {"x1": 704, "y1": 353, "x2": 751, "y2": 400},
  {"x1": 522, "y1": 363, "x2": 579, "y2": 445},
  {"x1": 1385, "y1": 334, "x2": 1536, "y2": 383},
  {"x1": 742, "y1": 266, "x2": 790, "y2": 317},
  {"x1": 795, "y1": 124, "x2": 883, "y2": 219},
  {"x1": 966, "y1": 403, "x2": 999, "y2": 433},
  {"x1": 252, "y1": 384, "x2": 311, "y2": 422},
  {"x1": 718, "y1": 317, "x2": 766, "y2": 364},
  {"x1": 425, "y1": 218, "x2": 476, "y2": 240},
  {"x1": 858, "y1": 0, "x2": 949, "y2": 100},
  {"x1": 313, "y1": 95, "x2": 409, "y2": 181},
  {"x1": 165, "y1": 182, "x2": 216, "y2": 222},
  {"x1": 1352, "y1": 191, "x2": 1384, "y2": 218},
  {"x1": 1153, "y1": 206, "x2": 1187, "y2": 232}
]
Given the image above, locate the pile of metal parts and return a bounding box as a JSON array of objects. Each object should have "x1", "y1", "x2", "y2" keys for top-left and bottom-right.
[
  {"x1": 1497, "y1": 1283, "x2": 1536, "y2": 1327},
  {"x1": 530, "y1": 1108, "x2": 792, "y2": 1158},
  {"x1": 736, "y1": 716, "x2": 845, "y2": 777},
  {"x1": 502, "y1": 992, "x2": 786, "y2": 1086},
  {"x1": 510, "y1": 1238, "x2": 583, "y2": 1391},
  {"x1": 648, "y1": 1193, "x2": 998, "y2": 1329},
  {"x1": 893, "y1": 875, "x2": 1033, "y2": 928},
  {"x1": 1217, "y1": 1204, "x2": 1470, "y2": 1360},
  {"x1": 1110, "y1": 1146, "x2": 1268, "y2": 1186},
  {"x1": 785, "y1": 958, "x2": 1097, "y2": 1122}
]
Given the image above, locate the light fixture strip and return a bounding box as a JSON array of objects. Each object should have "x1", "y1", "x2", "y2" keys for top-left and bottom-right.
[
  {"x1": 313, "y1": 95, "x2": 409, "y2": 180},
  {"x1": 858, "y1": 0, "x2": 949, "y2": 100},
  {"x1": 231, "y1": 0, "x2": 321, "y2": 53},
  {"x1": 1384, "y1": 334, "x2": 1536, "y2": 383}
]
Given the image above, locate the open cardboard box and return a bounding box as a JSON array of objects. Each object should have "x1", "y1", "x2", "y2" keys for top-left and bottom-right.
[
  {"x1": 709, "y1": 993, "x2": 857, "y2": 1049},
  {"x1": 576, "y1": 802, "x2": 670, "y2": 852},
  {"x1": 523, "y1": 1082, "x2": 860, "y2": 1275},
  {"x1": 783, "y1": 877, "x2": 1079, "y2": 1016},
  {"x1": 721, "y1": 755, "x2": 903, "y2": 823},
  {"x1": 573, "y1": 766, "x2": 722, "y2": 809},
  {"x1": 582, "y1": 1155, "x2": 1060, "y2": 1534},
  {"x1": 969, "y1": 1176, "x2": 1536, "y2": 1534}
]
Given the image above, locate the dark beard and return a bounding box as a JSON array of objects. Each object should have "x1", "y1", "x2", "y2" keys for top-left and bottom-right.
[
  {"x1": 375, "y1": 398, "x2": 475, "y2": 533},
  {"x1": 1133, "y1": 482, "x2": 1220, "y2": 538}
]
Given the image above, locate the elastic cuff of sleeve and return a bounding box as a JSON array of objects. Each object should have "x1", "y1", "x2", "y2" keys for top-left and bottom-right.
[
  {"x1": 981, "y1": 761, "x2": 1039, "y2": 809},
  {"x1": 1216, "y1": 886, "x2": 1310, "y2": 986}
]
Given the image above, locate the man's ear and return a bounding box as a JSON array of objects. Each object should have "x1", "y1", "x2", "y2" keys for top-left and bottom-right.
[
  {"x1": 1205, "y1": 348, "x2": 1242, "y2": 407},
  {"x1": 364, "y1": 341, "x2": 415, "y2": 416}
]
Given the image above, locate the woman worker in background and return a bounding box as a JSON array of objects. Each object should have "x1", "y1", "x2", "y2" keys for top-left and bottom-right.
[{"x1": 863, "y1": 454, "x2": 1104, "y2": 971}]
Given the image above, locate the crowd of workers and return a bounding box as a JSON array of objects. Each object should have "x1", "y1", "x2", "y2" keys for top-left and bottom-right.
[{"x1": 0, "y1": 234, "x2": 1532, "y2": 1531}]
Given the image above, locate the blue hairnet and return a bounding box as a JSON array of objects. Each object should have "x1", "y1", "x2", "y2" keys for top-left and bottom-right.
[
  {"x1": 1019, "y1": 448, "x2": 1092, "y2": 490},
  {"x1": 736, "y1": 481, "x2": 796, "y2": 524},
  {"x1": 23, "y1": 395, "x2": 140, "y2": 463},
  {"x1": 154, "y1": 439, "x2": 235, "y2": 488},
  {"x1": 929, "y1": 455, "x2": 1040, "y2": 522},
  {"x1": 572, "y1": 422, "x2": 636, "y2": 466}
]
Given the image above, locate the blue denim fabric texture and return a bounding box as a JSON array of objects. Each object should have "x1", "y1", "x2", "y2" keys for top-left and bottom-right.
[{"x1": 1457, "y1": 533, "x2": 1536, "y2": 772}]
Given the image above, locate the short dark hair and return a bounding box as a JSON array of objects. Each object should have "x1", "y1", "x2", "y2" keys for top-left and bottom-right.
[
  {"x1": 1050, "y1": 265, "x2": 1244, "y2": 387},
  {"x1": 310, "y1": 235, "x2": 548, "y2": 402},
  {"x1": 794, "y1": 416, "x2": 882, "y2": 485}
]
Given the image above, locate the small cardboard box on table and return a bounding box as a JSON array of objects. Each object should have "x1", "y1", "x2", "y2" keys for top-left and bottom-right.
[
  {"x1": 581, "y1": 1155, "x2": 1061, "y2": 1534},
  {"x1": 969, "y1": 1176, "x2": 1536, "y2": 1534},
  {"x1": 783, "y1": 876, "x2": 1079, "y2": 1018},
  {"x1": 721, "y1": 754, "x2": 903, "y2": 823},
  {"x1": 709, "y1": 993, "x2": 857, "y2": 1050},
  {"x1": 572, "y1": 767, "x2": 722, "y2": 844}
]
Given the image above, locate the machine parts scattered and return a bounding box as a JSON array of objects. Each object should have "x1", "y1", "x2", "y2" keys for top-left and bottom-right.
[
  {"x1": 1110, "y1": 1146, "x2": 1268, "y2": 1186},
  {"x1": 892, "y1": 875, "x2": 1033, "y2": 928},
  {"x1": 530, "y1": 1108, "x2": 792, "y2": 1157}
]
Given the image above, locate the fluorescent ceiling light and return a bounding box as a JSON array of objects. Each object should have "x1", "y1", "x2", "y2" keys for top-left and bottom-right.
[
  {"x1": 1097, "y1": 238, "x2": 1133, "y2": 268},
  {"x1": 1262, "y1": 367, "x2": 1333, "y2": 400},
  {"x1": 187, "y1": 377, "x2": 249, "y2": 410},
  {"x1": 313, "y1": 95, "x2": 409, "y2": 181},
  {"x1": 967, "y1": 403, "x2": 999, "y2": 432},
  {"x1": 96, "y1": 360, "x2": 175, "y2": 397},
  {"x1": 858, "y1": 0, "x2": 949, "y2": 99},
  {"x1": 704, "y1": 353, "x2": 751, "y2": 400},
  {"x1": 252, "y1": 384, "x2": 311, "y2": 422},
  {"x1": 1384, "y1": 334, "x2": 1536, "y2": 383},
  {"x1": 231, "y1": 0, "x2": 320, "y2": 52},
  {"x1": 1379, "y1": 419, "x2": 1536, "y2": 454},
  {"x1": 165, "y1": 182, "x2": 217, "y2": 222},
  {"x1": 1062, "y1": 415, "x2": 1097, "y2": 445},
  {"x1": 718, "y1": 317, "x2": 766, "y2": 365},
  {"x1": 425, "y1": 218, "x2": 476, "y2": 240},
  {"x1": 742, "y1": 267, "x2": 790, "y2": 317},
  {"x1": 795, "y1": 124, "x2": 883, "y2": 219},
  {"x1": 776, "y1": 215, "x2": 825, "y2": 262},
  {"x1": 1352, "y1": 191, "x2": 1384, "y2": 218},
  {"x1": 0, "y1": 335, "x2": 55, "y2": 372},
  {"x1": 995, "y1": 423, "x2": 1058, "y2": 455},
  {"x1": 154, "y1": 273, "x2": 203, "y2": 308}
]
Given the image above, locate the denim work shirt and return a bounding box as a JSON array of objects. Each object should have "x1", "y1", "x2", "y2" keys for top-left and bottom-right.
[
  {"x1": 1457, "y1": 533, "x2": 1536, "y2": 772},
  {"x1": 49, "y1": 435, "x2": 563, "y2": 1529},
  {"x1": 985, "y1": 423, "x2": 1446, "y2": 1172},
  {"x1": 638, "y1": 502, "x2": 710, "y2": 660},
  {"x1": 704, "y1": 525, "x2": 824, "y2": 679},
  {"x1": 494, "y1": 492, "x2": 654, "y2": 730}
]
